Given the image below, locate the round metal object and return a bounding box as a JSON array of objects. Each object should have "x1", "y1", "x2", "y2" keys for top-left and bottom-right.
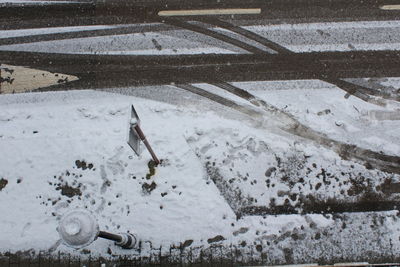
[{"x1": 58, "y1": 209, "x2": 99, "y2": 248}]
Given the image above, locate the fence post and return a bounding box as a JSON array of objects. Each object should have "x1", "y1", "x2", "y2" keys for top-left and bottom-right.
[
  {"x1": 159, "y1": 246, "x2": 162, "y2": 267},
  {"x1": 189, "y1": 247, "x2": 192, "y2": 266},
  {"x1": 219, "y1": 246, "x2": 223, "y2": 266},
  {"x1": 209, "y1": 246, "x2": 213, "y2": 266}
]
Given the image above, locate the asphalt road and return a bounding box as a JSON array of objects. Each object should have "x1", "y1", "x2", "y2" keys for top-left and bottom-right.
[
  {"x1": 1, "y1": 50, "x2": 399, "y2": 89},
  {"x1": 1, "y1": 0, "x2": 400, "y2": 30}
]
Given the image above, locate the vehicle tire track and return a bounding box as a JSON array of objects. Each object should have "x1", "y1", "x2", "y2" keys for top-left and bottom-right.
[
  {"x1": 200, "y1": 18, "x2": 394, "y2": 106},
  {"x1": 180, "y1": 81, "x2": 400, "y2": 175},
  {"x1": 161, "y1": 17, "x2": 267, "y2": 54},
  {"x1": 173, "y1": 83, "x2": 263, "y2": 118},
  {"x1": 0, "y1": 24, "x2": 174, "y2": 46}
]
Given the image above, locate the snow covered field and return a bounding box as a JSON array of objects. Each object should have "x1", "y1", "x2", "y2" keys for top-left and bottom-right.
[{"x1": 1, "y1": 80, "x2": 400, "y2": 264}]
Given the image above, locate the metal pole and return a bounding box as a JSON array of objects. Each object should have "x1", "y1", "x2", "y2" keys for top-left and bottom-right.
[
  {"x1": 134, "y1": 124, "x2": 160, "y2": 165},
  {"x1": 98, "y1": 231, "x2": 136, "y2": 249},
  {"x1": 98, "y1": 231, "x2": 123, "y2": 242}
]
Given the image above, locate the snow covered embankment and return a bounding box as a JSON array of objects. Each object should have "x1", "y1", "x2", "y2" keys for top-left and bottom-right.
[{"x1": 0, "y1": 89, "x2": 400, "y2": 265}]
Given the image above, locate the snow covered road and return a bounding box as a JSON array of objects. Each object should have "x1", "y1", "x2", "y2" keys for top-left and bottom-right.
[{"x1": 2, "y1": 20, "x2": 400, "y2": 55}]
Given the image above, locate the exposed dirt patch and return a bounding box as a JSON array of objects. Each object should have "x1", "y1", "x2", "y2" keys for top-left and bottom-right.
[
  {"x1": 265, "y1": 167, "x2": 276, "y2": 177},
  {"x1": 75, "y1": 160, "x2": 94, "y2": 170},
  {"x1": 44, "y1": 160, "x2": 96, "y2": 206},
  {"x1": 2, "y1": 67, "x2": 14, "y2": 74},
  {"x1": 347, "y1": 175, "x2": 370, "y2": 196},
  {"x1": 57, "y1": 77, "x2": 69, "y2": 84},
  {"x1": 151, "y1": 38, "x2": 162, "y2": 51},
  {"x1": 181, "y1": 239, "x2": 193, "y2": 249},
  {"x1": 0, "y1": 178, "x2": 8, "y2": 191},
  {"x1": 0, "y1": 76, "x2": 14, "y2": 85},
  {"x1": 233, "y1": 227, "x2": 249, "y2": 236},
  {"x1": 200, "y1": 139, "x2": 400, "y2": 217},
  {"x1": 142, "y1": 181, "x2": 157, "y2": 194},
  {"x1": 377, "y1": 178, "x2": 400, "y2": 194},
  {"x1": 207, "y1": 235, "x2": 225, "y2": 244},
  {"x1": 56, "y1": 183, "x2": 82, "y2": 198},
  {"x1": 146, "y1": 160, "x2": 159, "y2": 179},
  {"x1": 317, "y1": 109, "x2": 331, "y2": 116}
]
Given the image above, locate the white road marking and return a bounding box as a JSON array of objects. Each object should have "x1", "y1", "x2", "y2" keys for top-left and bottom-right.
[
  {"x1": 380, "y1": 4, "x2": 400, "y2": 10},
  {"x1": 0, "y1": 64, "x2": 78, "y2": 94},
  {"x1": 158, "y1": 8, "x2": 261, "y2": 16}
]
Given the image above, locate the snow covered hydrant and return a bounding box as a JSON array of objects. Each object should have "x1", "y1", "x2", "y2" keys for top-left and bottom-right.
[{"x1": 58, "y1": 210, "x2": 136, "y2": 249}]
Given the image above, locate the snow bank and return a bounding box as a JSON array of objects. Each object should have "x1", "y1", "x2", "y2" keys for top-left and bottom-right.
[{"x1": 1, "y1": 88, "x2": 399, "y2": 264}]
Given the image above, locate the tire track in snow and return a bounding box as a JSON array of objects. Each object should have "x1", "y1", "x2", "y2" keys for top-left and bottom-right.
[
  {"x1": 178, "y1": 81, "x2": 400, "y2": 175},
  {"x1": 199, "y1": 18, "x2": 394, "y2": 107}
]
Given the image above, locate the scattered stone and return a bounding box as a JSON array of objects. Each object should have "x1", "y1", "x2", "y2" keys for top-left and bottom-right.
[
  {"x1": 207, "y1": 235, "x2": 225, "y2": 244},
  {"x1": 81, "y1": 249, "x2": 91, "y2": 255},
  {"x1": 142, "y1": 181, "x2": 157, "y2": 194},
  {"x1": 317, "y1": 109, "x2": 331, "y2": 116},
  {"x1": 56, "y1": 183, "x2": 82, "y2": 198},
  {"x1": 233, "y1": 227, "x2": 249, "y2": 236},
  {"x1": 151, "y1": 39, "x2": 162, "y2": 50},
  {"x1": 291, "y1": 233, "x2": 300, "y2": 240},
  {"x1": 314, "y1": 232, "x2": 321, "y2": 240},
  {"x1": 181, "y1": 239, "x2": 193, "y2": 249},
  {"x1": 75, "y1": 160, "x2": 87, "y2": 170},
  {"x1": 348, "y1": 43, "x2": 356, "y2": 50},
  {"x1": 265, "y1": 167, "x2": 276, "y2": 177},
  {"x1": 315, "y1": 183, "x2": 322, "y2": 191},
  {"x1": 0, "y1": 178, "x2": 8, "y2": 191}
]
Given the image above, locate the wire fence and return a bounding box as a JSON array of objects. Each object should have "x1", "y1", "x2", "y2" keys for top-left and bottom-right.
[
  {"x1": 2, "y1": 244, "x2": 400, "y2": 267},
  {"x1": 0, "y1": 244, "x2": 269, "y2": 267}
]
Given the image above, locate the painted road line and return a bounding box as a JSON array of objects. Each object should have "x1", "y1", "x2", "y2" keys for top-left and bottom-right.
[
  {"x1": 0, "y1": 64, "x2": 78, "y2": 94},
  {"x1": 158, "y1": 8, "x2": 261, "y2": 17},
  {"x1": 380, "y1": 4, "x2": 400, "y2": 10}
]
